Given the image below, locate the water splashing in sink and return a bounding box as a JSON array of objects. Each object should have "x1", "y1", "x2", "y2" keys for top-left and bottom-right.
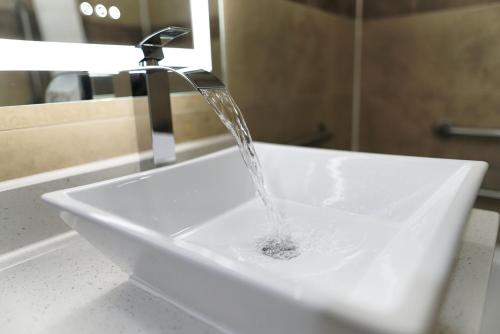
[{"x1": 200, "y1": 88, "x2": 295, "y2": 256}]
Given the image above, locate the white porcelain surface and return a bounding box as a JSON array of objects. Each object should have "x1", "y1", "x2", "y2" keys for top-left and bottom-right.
[{"x1": 42, "y1": 143, "x2": 487, "y2": 334}]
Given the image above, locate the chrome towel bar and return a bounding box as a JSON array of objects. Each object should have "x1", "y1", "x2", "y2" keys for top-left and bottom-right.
[
  {"x1": 433, "y1": 121, "x2": 500, "y2": 201},
  {"x1": 434, "y1": 120, "x2": 500, "y2": 139},
  {"x1": 288, "y1": 125, "x2": 333, "y2": 147},
  {"x1": 478, "y1": 189, "x2": 500, "y2": 201}
]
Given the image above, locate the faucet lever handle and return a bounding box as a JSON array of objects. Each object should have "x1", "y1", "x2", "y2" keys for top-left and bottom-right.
[{"x1": 136, "y1": 26, "x2": 190, "y2": 65}]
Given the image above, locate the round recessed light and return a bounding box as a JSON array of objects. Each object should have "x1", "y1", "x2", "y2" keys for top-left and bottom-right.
[
  {"x1": 79, "y1": 2, "x2": 93, "y2": 16},
  {"x1": 95, "y1": 4, "x2": 107, "y2": 18},
  {"x1": 108, "y1": 6, "x2": 121, "y2": 20}
]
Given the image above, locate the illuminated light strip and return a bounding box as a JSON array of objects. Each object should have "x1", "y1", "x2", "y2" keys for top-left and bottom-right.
[{"x1": 0, "y1": 0, "x2": 211, "y2": 73}]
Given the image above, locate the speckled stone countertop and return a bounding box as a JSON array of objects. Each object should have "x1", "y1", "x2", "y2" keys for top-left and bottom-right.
[
  {"x1": 0, "y1": 209, "x2": 497, "y2": 334},
  {"x1": 0, "y1": 233, "x2": 218, "y2": 334}
]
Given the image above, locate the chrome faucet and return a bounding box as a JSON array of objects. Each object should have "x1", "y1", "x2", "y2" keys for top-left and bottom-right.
[{"x1": 128, "y1": 26, "x2": 225, "y2": 166}]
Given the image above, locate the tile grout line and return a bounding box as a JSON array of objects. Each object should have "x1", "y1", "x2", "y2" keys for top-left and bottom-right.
[{"x1": 351, "y1": 0, "x2": 363, "y2": 151}]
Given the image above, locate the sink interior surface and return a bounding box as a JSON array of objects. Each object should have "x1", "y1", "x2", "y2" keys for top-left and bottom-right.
[
  {"x1": 174, "y1": 197, "x2": 399, "y2": 311},
  {"x1": 45, "y1": 143, "x2": 487, "y2": 333}
]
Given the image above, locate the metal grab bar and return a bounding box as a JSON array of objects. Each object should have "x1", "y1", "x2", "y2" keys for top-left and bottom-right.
[
  {"x1": 478, "y1": 189, "x2": 500, "y2": 201},
  {"x1": 434, "y1": 120, "x2": 500, "y2": 139},
  {"x1": 432, "y1": 121, "x2": 500, "y2": 201}
]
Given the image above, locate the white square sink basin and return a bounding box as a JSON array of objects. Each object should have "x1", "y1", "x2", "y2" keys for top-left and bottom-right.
[{"x1": 42, "y1": 143, "x2": 487, "y2": 334}]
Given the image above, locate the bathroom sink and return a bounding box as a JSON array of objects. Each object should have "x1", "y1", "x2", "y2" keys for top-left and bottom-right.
[{"x1": 42, "y1": 143, "x2": 486, "y2": 334}]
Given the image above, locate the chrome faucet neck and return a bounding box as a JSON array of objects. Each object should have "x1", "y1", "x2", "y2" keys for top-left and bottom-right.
[{"x1": 130, "y1": 26, "x2": 225, "y2": 168}]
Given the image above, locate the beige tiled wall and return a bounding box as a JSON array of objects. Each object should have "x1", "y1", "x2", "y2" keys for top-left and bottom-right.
[
  {"x1": 0, "y1": 72, "x2": 33, "y2": 107},
  {"x1": 362, "y1": 0, "x2": 500, "y2": 19},
  {"x1": 360, "y1": 2, "x2": 500, "y2": 212},
  {"x1": 223, "y1": 0, "x2": 354, "y2": 149},
  {"x1": 0, "y1": 95, "x2": 226, "y2": 181}
]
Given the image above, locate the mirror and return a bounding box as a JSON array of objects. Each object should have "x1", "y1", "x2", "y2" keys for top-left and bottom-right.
[
  {"x1": 0, "y1": 0, "x2": 223, "y2": 106},
  {"x1": 0, "y1": 0, "x2": 193, "y2": 47}
]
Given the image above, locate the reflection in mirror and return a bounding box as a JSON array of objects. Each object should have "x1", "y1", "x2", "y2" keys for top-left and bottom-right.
[
  {"x1": 0, "y1": 70, "x2": 199, "y2": 107},
  {"x1": 0, "y1": 71, "x2": 108, "y2": 106},
  {"x1": 0, "y1": 0, "x2": 193, "y2": 47}
]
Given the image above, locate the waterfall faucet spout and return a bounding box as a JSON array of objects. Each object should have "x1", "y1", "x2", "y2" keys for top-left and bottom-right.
[
  {"x1": 131, "y1": 26, "x2": 225, "y2": 166},
  {"x1": 137, "y1": 26, "x2": 190, "y2": 66}
]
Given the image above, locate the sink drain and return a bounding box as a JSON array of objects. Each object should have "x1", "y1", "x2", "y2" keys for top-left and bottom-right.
[{"x1": 258, "y1": 236, "x2": 300, "y2": 260}]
